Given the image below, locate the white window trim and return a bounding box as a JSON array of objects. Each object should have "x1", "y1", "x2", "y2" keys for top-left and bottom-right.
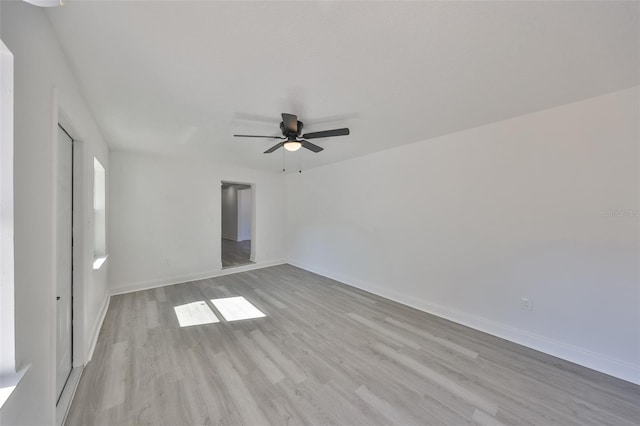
[{"x1": 0, "y1": 365, "x2": 30, "y2": 408}]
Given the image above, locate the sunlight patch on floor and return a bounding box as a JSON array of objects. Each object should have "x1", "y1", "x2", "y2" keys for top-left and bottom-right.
[
  {"x1": 211, "y1": 296, "x2": 266, "y2": 322},
  {"x1": 174, "y1": 301, "x2": 220, "y2": 327}
]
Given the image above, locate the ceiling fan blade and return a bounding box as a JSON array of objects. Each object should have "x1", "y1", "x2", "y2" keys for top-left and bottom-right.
[
  {"x1": 264, "y1": 142, "x2": 283, "y2": 154},
  {"x1": 302, "y1": 128, "x2": 350, "y2": 139},
  {"x1": 301, "y1": 140, "x2": 323, "y2": 153},
  {"x1": 234, "y1": 134, "x2": 283, "y2": 139},
  {"x1": 282, "y1": 113, "x2": 298, "y2": 133}
]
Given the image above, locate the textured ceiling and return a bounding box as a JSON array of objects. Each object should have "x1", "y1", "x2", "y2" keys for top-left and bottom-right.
[{"x1": 46, "y1": 1, "x2": 639, "y2": 172}]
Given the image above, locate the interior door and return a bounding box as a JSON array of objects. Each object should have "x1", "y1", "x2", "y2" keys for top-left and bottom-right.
[{"x1": 56, "y1": 125, "x2": 73, "y2": 403}]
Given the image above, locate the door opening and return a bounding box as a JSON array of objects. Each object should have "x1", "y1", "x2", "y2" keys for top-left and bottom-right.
[
  {"x1": 56, "y1": 124, "x2": 73, "y2": 404},
  {"x1": 221, "y1": 182, "x2": 254, "y2": 268}
]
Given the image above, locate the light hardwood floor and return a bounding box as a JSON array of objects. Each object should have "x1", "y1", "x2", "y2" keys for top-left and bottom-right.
[
  {"x1": 221, "y1": 239, "x2": 252, "y2": 268},
  {"x1": 67, "y1": 265, "x2": 640, "y2": 425}
]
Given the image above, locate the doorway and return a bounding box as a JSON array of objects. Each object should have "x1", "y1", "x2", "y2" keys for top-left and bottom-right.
[
  {"x1": 221, "y1": 182, "x2": 254, "y2": 268},
  {"x1": 56, "y1": 124, "x2": 73, "y2": 404}
]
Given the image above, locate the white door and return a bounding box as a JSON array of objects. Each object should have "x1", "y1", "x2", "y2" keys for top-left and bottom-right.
[{"x1": 56, "y1": 125, "x2": 73, "y2": 403}]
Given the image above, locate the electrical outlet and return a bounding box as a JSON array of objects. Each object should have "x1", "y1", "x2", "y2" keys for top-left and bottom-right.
[{"x1": 520, "y1": 297, "x2": 533, "y2": 311}]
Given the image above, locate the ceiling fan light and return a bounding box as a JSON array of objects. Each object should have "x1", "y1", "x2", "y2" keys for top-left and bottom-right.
[{"x1": 284, "y1": 140, "x2": 302, "y2": 152}]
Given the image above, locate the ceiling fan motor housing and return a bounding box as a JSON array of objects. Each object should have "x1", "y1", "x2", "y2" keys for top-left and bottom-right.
[
  {"x1": 280, "y1": 120, "x2": 304, "y2": 137},
  {"x1": 234, "y1": 113, "x2": 349, "y2": 154}
]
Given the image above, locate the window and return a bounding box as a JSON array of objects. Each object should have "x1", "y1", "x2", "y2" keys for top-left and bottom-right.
[
  {"x1": 0, "y1": 38, "x2": 29, "y2": 409},
  {"x1": 0, "y1": 39, "x2": 14, "y2": 377},
  {"x1": 93, "y1": 158, "x2": 106, "y2": 269}
]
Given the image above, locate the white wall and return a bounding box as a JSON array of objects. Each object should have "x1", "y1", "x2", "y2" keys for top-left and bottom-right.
[
  {"x1": 93, "y1": 157, "x2": 106, "y2": 257},
  {"x1": 0, "y1": 2, "x2": 110, "y2": 425},
  {"x1": 221, "y1": 185, "x2": 239, "y2": 241},
  {"x1": 108, "y1": 151, "x2": 285, "y2": 294},
  {"x1": 221, "y1": 186, "x2": 252, "y2": 242},
  {"x1": 237, "y1": 188, "x2": 252, "y2": 241},
  {"x1": 286, "y1": 87, "x2": 640, "y2": 384}
]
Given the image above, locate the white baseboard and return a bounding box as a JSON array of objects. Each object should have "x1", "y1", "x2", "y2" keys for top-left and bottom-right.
[
  {"x1": 56, "y1": 366, "x2": 82, "y2": 426},
  {"x1": 86, "y1": 294, "x2": 110, "y2": 362},
  {"x1": 287, "y1": 260, "x2": 640, "y2": 385},
  {"x1": 109, "y1": 260, "x2": 286, "y2": 296}
]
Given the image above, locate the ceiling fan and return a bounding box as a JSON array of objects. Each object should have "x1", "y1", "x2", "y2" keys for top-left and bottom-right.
[{"x1": 234, "y1": 113, "x2": 350, "y2": 154}]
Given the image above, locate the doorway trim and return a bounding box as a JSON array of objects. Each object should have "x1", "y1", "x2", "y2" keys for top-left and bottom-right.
[
  {"x1": 53, "y1": 100, "x2": 86, "y2": 426},
  {"x1": 55, "y1": 122, "x2": 74, "y2": 407}
]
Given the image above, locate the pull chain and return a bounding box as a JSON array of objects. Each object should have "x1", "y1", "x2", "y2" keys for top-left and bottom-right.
[
  {"x1": 298, "y1": 149, "x2": 302, "y2": 173},
  {"x1": 282, "y1": 147, "x2": 285, "y2": 173}
]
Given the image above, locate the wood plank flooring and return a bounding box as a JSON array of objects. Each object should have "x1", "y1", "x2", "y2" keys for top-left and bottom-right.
[
  {"x1": 221, "y1": 239, "x2": 252, "y2": 268},
  {"x1": 67, "y1": 265, "x2": 640, "y2": 425}
]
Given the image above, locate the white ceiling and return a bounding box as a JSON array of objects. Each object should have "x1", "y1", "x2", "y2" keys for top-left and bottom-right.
[{"x1": 46, "y1": 1, "x2": 639, "y2": 172}]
